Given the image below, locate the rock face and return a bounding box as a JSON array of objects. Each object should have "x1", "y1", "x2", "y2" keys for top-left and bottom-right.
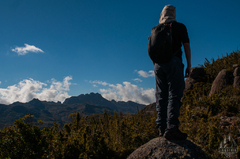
[
  {"x1": 127, "y1": 137, "x2": 210, "y2": 159},
  {"x1": 233, "y1": 76, "x2": 240, "y2": 88},
  {"x1": 232, "y1": 64, "x2": 239, "y2": 69},
  {"x1": 184, "y1": 66, "x2": 206, "y2": 92},
  {"x1": 233, "y1": 65, "x2": 240, "y2": 88},
  {"x1": 209, "y1": 69, "x2": 233, "y2": 96},
  {"x1": 233, "y1": 66, "x2": 240, "y2": 76}
]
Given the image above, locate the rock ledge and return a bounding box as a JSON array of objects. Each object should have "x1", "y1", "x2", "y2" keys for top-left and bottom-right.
[{"x1": 127, "y1": 137, "x2": 210, "y2": 159}]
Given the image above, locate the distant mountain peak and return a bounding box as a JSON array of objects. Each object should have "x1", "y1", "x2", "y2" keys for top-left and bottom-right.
[
  {"x1": 28, "y1": 98, "x2": 45, "y2": 109},
  {"x1": 63, "y1": 92, "x2": 113, "y2": 106},
  {"x1": 63, "y1": 92, "x2": 146, "y2": 114},
  {"x1": 29, "y1": 98, "x2": 41, "y2": 102},
  {"x1": 12, "y1": 101, "x2": 24, "y2": 105},
  {"x1": 78, "y1": 92, "x2": 101, "y2": 97},
  {"x1": 90, "y1": 92, "x2": 101, "y2": 95}
]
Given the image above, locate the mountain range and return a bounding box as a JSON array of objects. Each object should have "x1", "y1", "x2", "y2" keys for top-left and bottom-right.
[{"x1": 0, "y1": 92, "x2": 146, "y2": 129}]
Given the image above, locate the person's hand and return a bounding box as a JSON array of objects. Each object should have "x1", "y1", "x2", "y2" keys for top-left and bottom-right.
[{"x1": 185, "y1": 66, "x2": 191, "y2": 78}]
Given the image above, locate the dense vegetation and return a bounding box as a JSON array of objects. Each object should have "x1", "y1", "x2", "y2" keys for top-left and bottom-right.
[
  {"x1": 0, "y1": 110, "x2": 158, "y2": 159},
  {"x1": 1, "y1": 50, "x2": 240, "y2": 158}
]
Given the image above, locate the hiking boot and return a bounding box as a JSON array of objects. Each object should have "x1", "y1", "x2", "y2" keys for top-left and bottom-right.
[
  {"x1": 163, "y1": 128, "x2": 188, "y2": 140},
  {"x1": 158, "y1": 128, "x2": 164, "y2": 137},
  {"x1": 156, "y1": 125, "x2": 166, "y2": 137}
]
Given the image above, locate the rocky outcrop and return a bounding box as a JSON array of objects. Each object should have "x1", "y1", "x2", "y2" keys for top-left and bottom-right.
[
  {"x1": 207, "y1": 64, "x2": 240, "y2": 96},
  {"x1": 208, "y1": 69, "x2": 233, "y2": 97},
  {"x1": 127, "y1": 137, "x2": 210, "y2": 159},
  {"x1": 140, "y1": 102, "x2": 156, "y2": 115},
  {"x1": 184, "y1": 65, "x2": 240, "y2": 95},
  {"x1": 233, "y1": 65, "x2": 240, "y2": 88},
  {"x1": 233, "y1": 65, "x2": 240, "y2": 76},
  {"x1": 233, "y1": 76, "x2": 240, "y2": 88},
  {"x1": 184, "y1": 67, "x2": 206, "y2": 92},
  {"x1": 232, "y1": 64, "x2": 239, "y2": 69}
]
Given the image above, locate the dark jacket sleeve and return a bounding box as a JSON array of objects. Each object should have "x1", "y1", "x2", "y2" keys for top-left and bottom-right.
[{"x1": 180, "y1": 23, "x2": 189, "y2": 44}]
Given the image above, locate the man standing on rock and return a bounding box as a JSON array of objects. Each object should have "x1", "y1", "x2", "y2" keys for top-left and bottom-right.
[{"x1": 152, "y1": 5, "x2": 191, "y2": 140}]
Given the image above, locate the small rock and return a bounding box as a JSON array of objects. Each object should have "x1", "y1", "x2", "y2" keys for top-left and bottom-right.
[{"x1": 233, "y1": 64, "x2": 240, "y2": 69}]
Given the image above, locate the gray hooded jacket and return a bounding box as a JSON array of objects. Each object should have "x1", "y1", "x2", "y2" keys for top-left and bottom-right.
[{"x1": 159, "y1": 5, "x2": 176, "y2": 24}]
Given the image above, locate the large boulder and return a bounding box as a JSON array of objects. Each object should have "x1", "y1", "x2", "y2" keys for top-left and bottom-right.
[
  {"x1": 189, "y1": 66, "x2": 206, "y2": 80},
  {"x1": 184, "y1": 67, "x2": 206, "y2": 92},
  {"x1": 233, "y1": 76, "x2": 240, "y2": 88},
  {"x1": 127, "y1": 137, "x2": 210, "y2": 159},
  {"x1": 233, "y1": 65, "x2": 240, "y2": 88},
  {"x1": 233, "y1": 66, "x2": 240, "y2": 77},
  {"x1": 209, "y1": 69, "x2": 233, "y2": 97},
  {"x1": 232, "y1": 64, "x2": 240, "y2": 69}
]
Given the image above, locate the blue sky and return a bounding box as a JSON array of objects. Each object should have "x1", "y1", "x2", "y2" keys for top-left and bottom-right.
[{"x1": 0, "y1": 0, "x2": 239, "y2": 105}]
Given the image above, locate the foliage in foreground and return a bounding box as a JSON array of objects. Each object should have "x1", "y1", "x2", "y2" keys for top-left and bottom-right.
[
  {"x1": 180, "y1": 83, "x2": 240, "y2": 159},
  {"x1": 180, "y1": 50, "x2": 240, "y2": 158},
  {"x1": 0, "y1": 110, "x2": 158, "y2": 159}
]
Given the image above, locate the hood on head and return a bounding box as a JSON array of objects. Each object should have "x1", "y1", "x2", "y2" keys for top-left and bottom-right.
[{"x1": 159, "y1": 5, "x2": 176, "y2": 24}]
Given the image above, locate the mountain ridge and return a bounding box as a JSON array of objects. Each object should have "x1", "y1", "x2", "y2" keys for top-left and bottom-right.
[
  {"x1": 63, "y1": 92, "x2": 119, "y2": 111},
  {"x1": 0, "y1": 92, "x2": 146, "y2": 129}
]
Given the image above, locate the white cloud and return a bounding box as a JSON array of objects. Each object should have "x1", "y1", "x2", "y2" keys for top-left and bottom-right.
[
  {"x1": 12, "y1": 43, "x2": 44, "y2": 55},
  {"x1": 0, "y1": 76, "x2": 72, "y2": 105},
  {"x1": 91, "y1": 80, "x2": 155, "y2": 105},
  {"x1": 133, "y1": 78, "x2": 143, "y2": 82},
  {"x1": 0, "y1": 81, "x2": 1, "y2": 85},
  {"x1": 89, "y1": 80, "x2": 109, "y2": 86},
  {"x1": 137, "y1": 70, "x2": 154, "y2": 78}
]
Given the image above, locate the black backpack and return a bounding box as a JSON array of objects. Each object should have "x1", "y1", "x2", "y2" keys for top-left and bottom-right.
[{"x1": 148, "y1": 22, "x2": 177, "y2": 64}]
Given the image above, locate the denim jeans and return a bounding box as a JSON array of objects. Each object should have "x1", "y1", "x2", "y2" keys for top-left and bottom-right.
[{"x1": 154, "y1": 56, "x2": 185, "y2": 132}]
